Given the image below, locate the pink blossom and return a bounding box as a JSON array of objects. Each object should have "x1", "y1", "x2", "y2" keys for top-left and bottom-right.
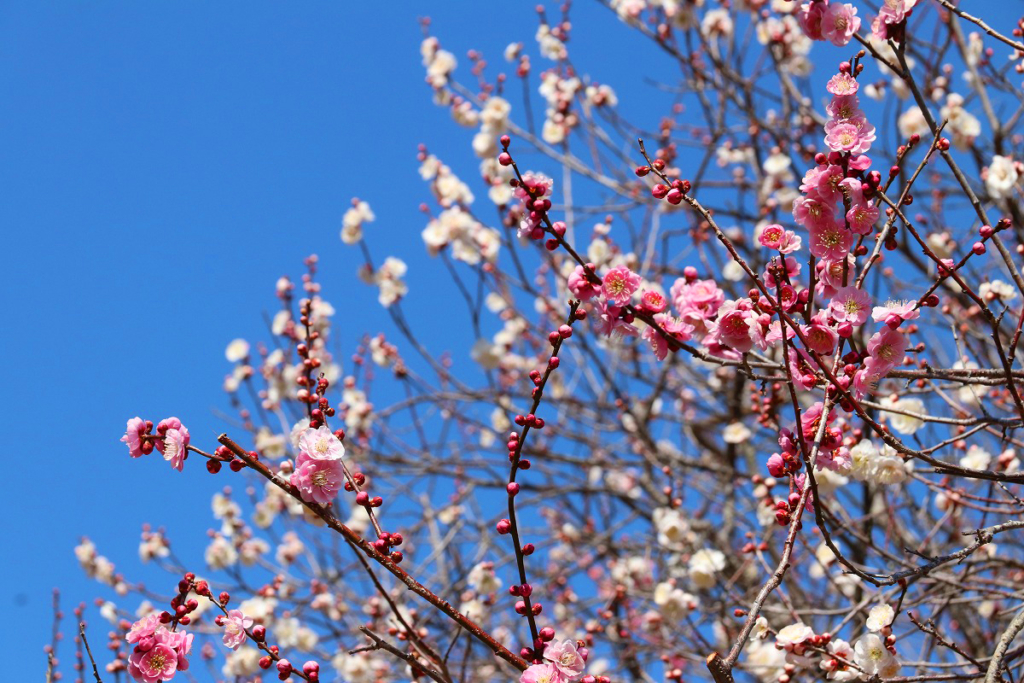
[
  {"x1": 153, "y1": 417, "x2": 182, "y2": 452},
  {"x1": 767, "y1": 453, "x2": 786, "y2": 477},
  {"x1": 764, "y1": 320, "x2": 797, "y2": 346},
  {"x1": 830, "y1": 287, "x2": 872, "y2": 325},
  {"x1": 874, "y1": 0, "x2": 918, "y2": 39},
  {"x1": 808, "y1": 221, "x2": 853, "y2": 261},
  {"x1": 846, "y1": 201, "x2": 879, "y2": 234},
  {"x1": 847, "y1": 154, "x2": 873, "y2": 171},
  {"x1": 853, "y1": 358, "x2": 886, "y2": 398},
  {"x1": 126, "y1": 614, "x2": 161, "y2": 644},
  {"x1": 601, "y1": 266, "x2": 641, "y2": 306},
  {"x1": 643, "y1": 314, "x2": 694, "y2": 361},
  {"x1": 789, "y1": 347, "x2": 825, "y2": 390},
  {"x1": 514, "y1": 172, "x2": 553, "y2": 202},
  {"x1": 796, "y1": 1, "x2": 826, "y2": 40},
  {"x1": 866, "y1": 327, "x2": 908, "y2": 373},
  {"x1": 821, "y1": 2, "x2": 861, "y2": 46},
  {"x1": 161, "y1": 427, "x2": 190, "y2": 472},
  {"x1": 671, "y1": 278, "x2": 725, "y2": 324},
  {"x1": 122, "y1": 417, "x2": 148, "y2": 458},
  {"x1": 520, "y1": 663, "x2": 566, "y2": 683},
  {"x1": 764, "y1": 256, "x2": 801, "y2": 289},
  {"x1": 825, "y1": 115, "x2": 875, "y2": 154},
  {"x1": 544, "y1": 639, "x2": 586, "y2": 678},
  {"x1": 567, "y1": 264, "x2": 599, "y2": 301},
  {"x1": 803, "y1": 314, "x2": 839, "y2": 355},
  {"x1": 780, "y1": 231, "x2": 803, "y2": 254},
  {"x1": 594, "y1": 300, "x2": 638, "y2": 338},
  {"x1": 515, "y1": 172, "x2": 554, "y2": 239},
  {"x1": 792, "y1": 196, "x2": 836, "y2": 231},
  {"x1": 825, "y1": 122, "x2": 865, "y2": 153},
  {"x1": 290, "y1": 452, "x2": 345, "y2": 505},
  {"x1": 871, "y1": 300, "x2": 920, "y2": 324},
  {"x1": 759, "y1": 223, "x2": 787, "y2": 250},
  {"x1": 815, "y1": 257, "x2": 853, "y2": 299},
  {"x1": 639, "y1": 289, "x2": 668, "y2": 313},
  {"x1": 129, "y1": 643, "x2": 178, "y2": 683},
  {"x1": 793, "y1": 473, "x2": 816, "y2": 511},
  {"x1": 817, "y1": 445, "x2": 852, "y2": 472},
  {"x1": 826, "y1": 94, "x2": 862, "y2": 121},
  {"x1": 826, "y1": 72, "x2": 860, "y2": 96},
  {"x1": 161, "y1": 630, "x2": 193, "y2": 671},
  {"x1": 298, "y1": 425, "x2": 345, "y2": 461},
  {"x1": 801, "y1": 401, "x2": 835, "y2": 440},
  {"x1": 126, "y1": 626, "x2": 192, "y2": 683},
  {"x1": 221, "y1": 609, "x2": 253, "y2": 650},
  {"x1": 707, "y1": 299, "x2": 757, "y2": 353},
  {"x1": 800, "y1": 164, "x2": 844, "y2": 204},
  {"x1": 777, "y1": 284, "x2": 798, "y2": 312}
]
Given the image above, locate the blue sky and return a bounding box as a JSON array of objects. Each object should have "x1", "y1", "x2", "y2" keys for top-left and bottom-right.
[{"x1": 0, "y1": 2, "x2": 669, "y2": 676}]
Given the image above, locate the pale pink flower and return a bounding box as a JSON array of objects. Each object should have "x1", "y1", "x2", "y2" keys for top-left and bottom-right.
[
  {"x1": 826, "y1": 72, "x2": 860, "y2": 96},
  {"x1": 821, "y1": 3, "x2": 861, "y2": 46},
  {"x1": 764, "y1": 319, "x2": 797, "y2": 346},
  {"x1": 520, "y1": 663, "x2": 566, "y2": 683},
  {"x1": 830, "y1": 287, "x2": 872, "y2": 325},
  {"x1": 853, "y1": 362, "x2": 883, "y2": 399},
  {"x1": 126, "y1": 614, "x2": 161, "y2": 645},
  {"x1": 825, "y1": 115, "x2": 876, "y2": 155},
  {"x1": 643, "y1": 314, "x2": 694, "y2": 361},
  {"x1": 759, "y1": 223, "x2": 787, "y2": 250},
  {"x1": 601, "y1": 266, "x2": 641, "y2": 306},
  {"x1": 796, "y1": 1, "x2": 826, "y2": 40},
  {"x1": 825, "y1": 122, "x2": 865, "y2": 153},
  {"x1": 515, "y1": 172, "x2": 554, "y2": 239},
  {"x1": 815, "y1": 257, "x2": 853, "y2": 299},
  {"x1": 707, "y1": 299, "x2": 757, "y2": 353},
  {"x1": 800, "y1": 164, "x2": 844, "y2": 204},
  {"x1": 817, "y1": 445, "x2": 852, "y2": 473},
  {"x1": 671, "y1": 278, "x2": 725, "y2": 320},
  {"x1": 567, "y1": 264, "x2": 599, "y2": 301},
  {"x1": 867, "y1": 327, "x2": 908, "y2": 373},
  {"x1": 129, "y1": 643, "x2": 178, "y2": 683},
  {"x1": 809, "y1": 221, "x2": 853, "y2": 261},
  {"x1": 544, "y1": 639, "x2": 587, "y2": 678},
  {"x1": 514, "y1": 172, "x2": 553, "y2": 202},
  {"x1": 126, "y1": 627, "x2": 192, "y2": 683},
  {"x1": 826, "y1": 94, "x2": 862, "y2": 121},
  {"x1": 801, "y1": 401, "x2": 835, "y2": 441},
  {"x1": 221, "y1": 609, "x2": 253, "y2": 650},
  {"x1": 778, "y1": 230, "x2": 803, "y2": 254},
  {"x1": 290, "y1": 452, "x2": 345, "y2": 505},
  {"x1": 792, "y1": 196, "x2": 836, "y2": 231},
  {"x1": 161, "y1": 427, "x2": 190, "y2": 473},
  {"x1": 298, "y1": 425, "x2": 345, "y2": 461},
  {"x1": 764, "y1": 256, "x2": 801, "y2": 289},
  {"x1": 848, "y1": 153, "x2": 873, "y2": 171},
  {"x1": 595, "y1": 300, "x2": 639, "y2": 338},
  {"x1": 871, "y1": 300, "x2": 920, "y2": 324},
  {"x1": 803, "y1": 313, "x2": 839, "y2": 355},
  {"x1": 874, "y1": 0, "x2": 918, "y2": 38},
  {"x1": 639, "y1": 289, "x2": 668, "y2": 313},
  {"x1": 122, "y1": 417, "x2": 148, "y2": 459},
  {"x1": 789, "y1": 347, "x2": 822, "y2": 390},
  {"x1": 161, "y1": 630, "x2": 193, "y2": 671},
  {"x1": 846, "y1": 201, "x2": 879, "y2": 235}
]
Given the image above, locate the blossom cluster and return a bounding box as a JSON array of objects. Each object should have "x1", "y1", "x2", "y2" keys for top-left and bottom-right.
[{"x1": 121, "y1": 417, "x2": 191, "y2": 472}]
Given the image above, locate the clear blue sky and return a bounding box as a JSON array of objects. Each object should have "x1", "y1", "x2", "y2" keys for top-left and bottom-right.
[{"x1": 0, "y1": 2, "x2": 667, "y2": 676}]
